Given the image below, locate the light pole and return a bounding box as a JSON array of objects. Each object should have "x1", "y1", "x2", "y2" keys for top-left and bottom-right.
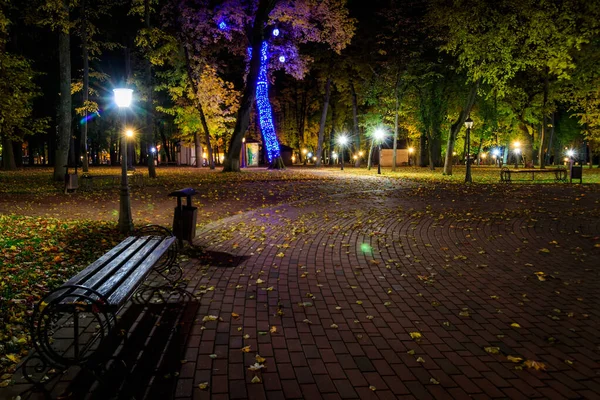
[
  {"x1": 464, "y1": 117, "x2": 473, "y2": 183},
  {"x1": 302, "y1": 148, "x2": 307, "y2": 165},
  {"x1": 114, "y1": 88, "x2": 134, "y2": 233},
  {"x1": 492, "y1": 148, "x2": 501, "y2": 167},
  {"x1": 338, "y1": 134, "x2": 348, "y2": 171},
  {"x1": 150, "y1": 146, "x2": 157, "y2": 166},
  {"x1": 408, "y1": 147, "x2": 414, "y2": 166},
  {"x1": 374, "y1": 128, "x2": 385, "y2": 174},
  {"x1": 513, "y1": 141, "x2": 521, "y2": 168}
]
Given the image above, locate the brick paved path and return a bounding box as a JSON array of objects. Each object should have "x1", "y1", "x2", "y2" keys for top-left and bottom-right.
[
  {"x1": 176, "y1": 177, "x2": 600, "y2": 400},
  {"x1": 6, "y1": 172, "x2": 600, "y2": 399}
]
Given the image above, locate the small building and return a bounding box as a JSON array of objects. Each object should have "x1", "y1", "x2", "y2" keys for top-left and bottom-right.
[{"x1": 380, "y1": 149, "x2": 410, "y2": 166}]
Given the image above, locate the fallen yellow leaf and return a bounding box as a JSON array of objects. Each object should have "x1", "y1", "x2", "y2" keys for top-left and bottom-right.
[
  {"x1": 524, "y1": 360, "x2": 546, "y2": 370},
  {"x1": 255, "y1": 354, "x2": 266, "y2": 363},
  {"x1": 484, "y1": 347, "x2": 500, "y2": 355},
  {"x1": 241, "y1": 346, "x2": 251, "y2": 353}
]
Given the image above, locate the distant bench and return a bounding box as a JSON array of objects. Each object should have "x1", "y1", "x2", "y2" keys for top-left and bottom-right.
[
  {"x1": 500, "y1": 167, "x2": 567, "y2": 183},
  {"x1": 80, "y1": 171, "x2": 144, "y2": 190}
]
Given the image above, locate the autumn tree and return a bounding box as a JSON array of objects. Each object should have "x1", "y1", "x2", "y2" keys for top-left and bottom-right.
[{"x1": 171, "y1": 0, "x2": 354, "y2": 171}]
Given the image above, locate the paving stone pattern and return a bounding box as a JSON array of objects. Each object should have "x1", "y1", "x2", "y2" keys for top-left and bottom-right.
[
  {"x1": 180, "y1": 181, "x2": 600, "y2": 400},
  {"x1": 6, "y1": 174, "x2": 600, "y2": 399}
]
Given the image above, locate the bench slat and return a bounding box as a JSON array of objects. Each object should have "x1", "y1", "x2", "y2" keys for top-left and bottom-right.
[
  {"x1": 105, "y1": 237, "x2": 175, "y2": 305},
  {"x1": 52, "y1": 236, "x2": 174, "y2": 308},
  {"x1": 62, "y1": 236, "x2": 139, "y2": 287},
  {"x1": 65, "y1": 237, "x2": 149, "y2": 291}
]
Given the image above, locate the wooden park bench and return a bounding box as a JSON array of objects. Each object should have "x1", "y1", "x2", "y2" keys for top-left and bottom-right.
[
  {"x1": 20, "y1": 225, "x2": 191, "y2": 398},
  {"x1": 500, "y1": 166, "x2": 567, "y2": 183}
]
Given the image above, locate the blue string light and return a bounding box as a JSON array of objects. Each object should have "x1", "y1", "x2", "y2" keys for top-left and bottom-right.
[
  {"x1": 218, "y1": 21, "x2": 228, "y2": 30},
  {"x1": 255, "y1": 41, "x2": 281, "y2": 163}
]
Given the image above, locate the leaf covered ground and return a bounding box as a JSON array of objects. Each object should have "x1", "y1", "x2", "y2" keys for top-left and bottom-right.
[{"x1": 0, "y1": 165, "x2": 599, "y2": 392}]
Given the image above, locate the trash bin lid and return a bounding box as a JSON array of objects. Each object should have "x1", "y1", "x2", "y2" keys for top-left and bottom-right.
[{"x1": 168, "y1": 188, "x2": 198, "y2": 197}]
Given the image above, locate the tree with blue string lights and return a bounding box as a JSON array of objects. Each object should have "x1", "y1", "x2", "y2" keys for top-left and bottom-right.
[{"x1": 175, "y1": 0, "x2": 355, "y2": 171}]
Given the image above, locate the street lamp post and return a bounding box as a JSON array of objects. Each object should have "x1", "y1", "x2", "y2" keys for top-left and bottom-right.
[
  {"x1": 374, "y1": 129, "x2": 385, "y2": 175},
  {"x1": 338, "y1": 134, "x2": 348, "y2": 171},
  {"x1": 464, "y1": 117, "x2": 474, "y2": 183},
  {"x1": 513, "y1": 141, "x2": 521, "y2": 169},
  {"x1": 114, "y1": 88, "x2": 134, "y2": 233}
]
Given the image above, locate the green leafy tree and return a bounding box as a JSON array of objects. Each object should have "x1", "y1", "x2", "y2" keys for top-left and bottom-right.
[{"x1": 0, "y1": 2, "x2": 48, "y2": 170}]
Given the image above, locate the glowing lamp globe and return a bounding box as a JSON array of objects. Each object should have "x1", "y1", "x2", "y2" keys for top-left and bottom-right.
[
  {"x1": 492, "y1": 148, "x2": 500, "y2": 157},
  {"x1": 279, "y1": 55, "x2": 286, "y2": 63},
  {"x1": 150, "y1": 147, "x2": 156, "y2": 153},
  {"x1": 113, "y1": 88, "x2": 133, "y2": 108},
  {"x1": 464, "y1": 117, "x2": 474, "y2": 129},
  {"x1": 125, "y1": 129, "x2": 134, "y2": 138},
  {"x1": 374, "y1": 129, "x2": 385, "y2": 142},
  {"x1": 566, "y1": 149, "x2": 575, "y2": 157},
  {"x1": 338, "y1": 135, "x2": 348, "y2": 146},
  {"x1": 273, "y1": 28, "x2": 280, "y2": 37}
]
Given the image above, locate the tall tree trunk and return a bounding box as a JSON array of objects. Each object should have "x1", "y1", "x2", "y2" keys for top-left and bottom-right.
[
  {"x1": 1, "y1": 135, "x2": 17, "y2": 170},
  {"x1": 418, "y1": 134, "x2": 427, "y2": 167},
  {"x1": 160, "y1": 128, "x2": 170, "y2": 162},
  {"x1": 392, "y1": 76, "x2": 400, "y2": 171},
  {"x1": 183, "y1": 47, "x2": 214, "y2": 169},
  {"x1": 53, "y1": 0, "x2": 71, "y2": 181},
  {"x1": 198, "y1": 103, "x2": 215, "y2": 169},
  {"x1": 350, "y1": 79, "x2": 360, "y2": 167},
  {"x1": 315, "y1": 76, "x2": 331, "y2": 167},
  {"x1": 427, "y1": 134, "x2": 435, "y2": 171},
  {"x1": 110, "y1": 130, "x2": 117, "y2": 165},
  {"x1": 443, "y1": 79, "x2": 479, "y2": 175},
  {"x1": 367, "y1": 139, "x2": 374, "y2": 170},
  {"x1": 328, "y1": 102, "x2": 335, "y2": 166},
  {"x1": 144, "y1": 0, "x2": 156, "y2": 177},
  {"x1": 538, "y1": 71, "x2": 549, "y2": 168},
  {"x1": 546, "y1": 113, "x2": 555, "y2": 165},
  {"x1": 223, "y1": 0, "x2": 278, "y2": 172},
  {"x1": 81, "y1": 0, "x2": 89, "y2": 172}
]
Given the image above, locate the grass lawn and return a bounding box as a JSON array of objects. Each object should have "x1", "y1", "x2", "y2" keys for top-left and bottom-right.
[{"x1": 0, "y1": 164, "x2": 598, "y2": 382}]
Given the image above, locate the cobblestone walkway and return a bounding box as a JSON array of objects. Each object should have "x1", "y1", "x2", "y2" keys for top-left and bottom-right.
[
  {"x1": 178, "y1": 178, "x2": 600, "y2": 399},
  {"x1": 6, "y1": 173, "x2": 600, "y2": 399}
]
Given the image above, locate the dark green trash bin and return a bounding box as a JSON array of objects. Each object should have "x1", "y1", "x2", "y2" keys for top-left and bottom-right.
[
  {"x1": 570, "y1": 165, "x2": 583, "y2": 184},
  {"x1": 169, "y1": 188, "x2": 198, "y2": 246}
]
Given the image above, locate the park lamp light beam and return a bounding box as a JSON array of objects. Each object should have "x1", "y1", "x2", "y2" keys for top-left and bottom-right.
[
  {"x1": 566, "y1": 149, "x2": 575, "y2": 158},
  {"x1": 337, "y1": 134, "x2": 349, "y2": 170}
]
